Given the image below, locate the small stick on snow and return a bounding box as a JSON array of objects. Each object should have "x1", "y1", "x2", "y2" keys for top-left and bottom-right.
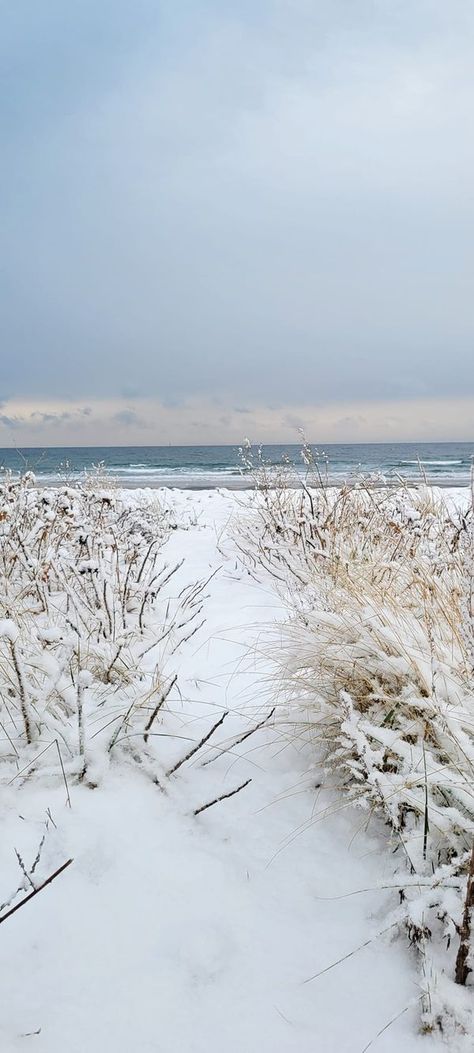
[
  {"x1": 14, "y1": 848, "x2": 36, "y2": 890},
  {"x1": 194, "y1": 778, "x2": 252, "y2": 816},
  {"x1": 105, "y1": 643, "x2": 124, "y2": 683},
  {"x1": 201, "y1": 707, "x2": 276, "y2": 767},
  {"x1": 170, "y1": 618, "x2": 206, "y2": 655},
  {"x1": 166, "y1": 711, "x2": 228, "y2": 777},
  {"x1": 0, "y1": 859, "x2": 73, "y2": 925},
  {"x1": 143, "y1": 674, "x2": 177, "y2": 743}
]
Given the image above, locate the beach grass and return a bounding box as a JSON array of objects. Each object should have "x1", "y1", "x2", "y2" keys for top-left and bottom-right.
[{"x1": 237, "y1": 447, "x2": 474, "y2": 1035}]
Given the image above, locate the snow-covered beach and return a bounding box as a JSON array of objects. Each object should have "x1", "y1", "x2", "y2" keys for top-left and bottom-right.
[
  {"x1": 0, "y1": 483, "x2": 471, "y2": 1052},
  {"x1": 4, "y1": 0, "x2": 474, "y2": 1045}
]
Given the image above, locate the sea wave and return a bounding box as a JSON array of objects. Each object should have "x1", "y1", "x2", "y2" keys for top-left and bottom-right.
[
  {"x1": 399, "y1": 460, "x2": 464, "y2": 466},
  {"x1": 109, "y1": 465, "x2": 241, "y2": 475}
]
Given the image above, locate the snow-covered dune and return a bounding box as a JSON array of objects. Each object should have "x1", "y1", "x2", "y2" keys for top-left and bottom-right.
[{"x1": 0, "y1": 485, "x2": 464, "y2": 1052}]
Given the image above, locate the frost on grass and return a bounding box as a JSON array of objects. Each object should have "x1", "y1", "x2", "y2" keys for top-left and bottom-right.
[
  {"x1": 0, "y1": 476, "x2": 266, "y2": 974},
  {"x1": 0, "y1": 474, "x2": 211, "y2": 787},
  {"x1": 237, "y1": 445, "x2": 474, "y2": 1039}
]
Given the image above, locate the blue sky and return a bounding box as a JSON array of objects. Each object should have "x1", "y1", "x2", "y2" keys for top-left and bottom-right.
[{"x1": 1, "y1": 1, "x2": 474, "y2": 445}]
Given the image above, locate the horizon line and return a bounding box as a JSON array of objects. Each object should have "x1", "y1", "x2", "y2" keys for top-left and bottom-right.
[{"x1": 0, "y1": 439, "x2": 473, "y2": 452}]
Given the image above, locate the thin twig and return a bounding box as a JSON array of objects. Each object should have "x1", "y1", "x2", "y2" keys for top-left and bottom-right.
[
  {"x1": 9, "y1": 637, "x2": 32, "y2": 744},
  {"x1": 14, "y1": 848, "x2": 35, "y2": 890},
  {"x1": 303, "y1": 923, "x2": 397, "y2": 984},
  {"x1": 360, "y1": 1002, "x2": 413, "y2": 1052},
  {"x1": 0, "y1": 859, "x2": 73, "y2": 924},
  {"x1": 194, "y1": 778, "x2": 252, "y2": 816},
  {"x1": 143, "y1": 674, "x2": 177, "y2": 743},
  {"x1": 166, "y1": 711, "x2": 228, "y2": 777},
  {"x1": 55, "y1": 739, "x2": 71, "y2": 808},
  {"x1": 8, "y1": 742, "x2": 56, "y2": 784},
  {"x1": 202, "y1": 707, "x2": 276, "y2": 767},
  {"x1": 170, "y1": 618, "x2": 206, "y2": 655}
]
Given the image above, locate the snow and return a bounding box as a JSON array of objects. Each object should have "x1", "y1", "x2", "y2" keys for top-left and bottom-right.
[
  {"x1": 0, "y1": 485, "x2": 462, "y2": 1052},
  {"x1": 0, "y1": 618, "x2": 19, "y2": 642}
]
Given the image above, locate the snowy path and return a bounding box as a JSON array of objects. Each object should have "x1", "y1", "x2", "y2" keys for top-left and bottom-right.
[{"x1": 0, "y1": 490, "x2": 444, "y2": 1052}]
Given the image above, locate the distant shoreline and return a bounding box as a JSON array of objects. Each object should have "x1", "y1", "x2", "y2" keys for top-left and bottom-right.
[
  {"x1": 1, "y1": 440, "x2": 471, "y2": 490},
  {"x1": 24, "y1": 477, "x2": 471, "y2": 491}
]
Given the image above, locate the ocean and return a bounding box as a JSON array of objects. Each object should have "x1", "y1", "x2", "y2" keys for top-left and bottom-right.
[{"x1": 0, "y1": 442, "x2": 472, "y2": 488}]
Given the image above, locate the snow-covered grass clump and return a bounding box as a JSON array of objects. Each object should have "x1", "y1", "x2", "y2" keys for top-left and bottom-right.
[
  {"x1": 0, "y1": 474, "x2": 205, "y2": 787},
  {"x1": 238, "y1": 453, "x2": 474, "y2": 1038}
]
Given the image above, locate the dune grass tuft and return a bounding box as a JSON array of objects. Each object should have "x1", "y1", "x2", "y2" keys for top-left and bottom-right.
[{"x1": 238, "y1": 445, "x2": 474, "y2": 1035}]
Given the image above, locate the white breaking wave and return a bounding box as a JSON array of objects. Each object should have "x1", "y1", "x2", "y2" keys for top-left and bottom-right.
[{"x1": 400, "y1": 459, "x2": 464, "y2": 466}]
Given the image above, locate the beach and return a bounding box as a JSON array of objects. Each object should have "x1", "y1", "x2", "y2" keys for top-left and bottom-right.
[
  {"x1": 0, "y1": 483, "x2": 471, "y2": 1052},
  {"x1": 4, "y1": 0, "x2": 474, "y2": 1046}
]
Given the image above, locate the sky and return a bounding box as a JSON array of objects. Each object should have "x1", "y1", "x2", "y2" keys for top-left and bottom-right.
[{"x1": 1, "y1": 0, "x2": 474, "y2": 447}]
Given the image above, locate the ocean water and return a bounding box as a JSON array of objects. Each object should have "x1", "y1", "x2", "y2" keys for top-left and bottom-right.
[{"x1": 0, "y1": 442, "x2": 472, "y2": 488}]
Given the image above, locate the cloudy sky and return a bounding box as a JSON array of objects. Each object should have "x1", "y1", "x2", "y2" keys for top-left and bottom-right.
[{"x1": 1, "y1": 0, "x2": 473, "y2": 447}]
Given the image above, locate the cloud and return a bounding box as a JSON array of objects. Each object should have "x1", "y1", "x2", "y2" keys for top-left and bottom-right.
[
  {"x1": 1, "y1": 2, "x2": 474, "y2": 427},
  {"x1": 336, "y1": 415, "x2": 367, "y2": 430},
  {"x1": 111, "y1": 408, "x2": 148, "y2": 429},
  {"x1": 282, "y1": 414, "x2": 306, "y2": 431},
  {"x1": 31, "y1": 411, "x2": 73, "y2": 424},
  {"x1": 0, "y1": 414, "x2": 20, "y2": 429},
  {"x1": 0, "y1": 394, "x2": 472, "y2": 446},
  {"x1": 0, "y1": 403, "x2": 97, "y2": 436}
]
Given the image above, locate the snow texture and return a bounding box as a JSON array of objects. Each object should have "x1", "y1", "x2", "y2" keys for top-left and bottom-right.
[{"x1": 0, "y1": 481, "x2": 467, "y2": 1052}]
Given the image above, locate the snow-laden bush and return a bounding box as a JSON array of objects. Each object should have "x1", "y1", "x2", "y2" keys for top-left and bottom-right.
[
  {"x1": 238, "y1": 450, "x2": 474, "y2": 1037},
  {"x1": 0, "y1": 474, "x2": 205, "y2": 787}
]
